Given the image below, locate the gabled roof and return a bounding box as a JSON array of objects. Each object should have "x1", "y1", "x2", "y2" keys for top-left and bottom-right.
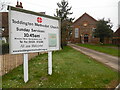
[
  {"x1": 73, "y1": 13, "x2": 97, "y2": 25},
  {"x1": 113, "y1": 27, "x2": 120, "y2": 37}
]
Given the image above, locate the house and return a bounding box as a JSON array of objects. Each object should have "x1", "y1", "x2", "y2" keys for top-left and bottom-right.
[
  {"x1": 112, "y1": 27, "x2": 120, "y2": 45},
  {"x1": 0, "y1": 12, "x2": 9, "y2": 43},
  {"x1": 0, "y1": 1, "x2": 45, "y2": 43},
  {"x1": 0, "y1": 1, "x2": 23, "y2": 43},
  {"x1": 70, "y1": 13, "x2": 99, "y2": 44}
]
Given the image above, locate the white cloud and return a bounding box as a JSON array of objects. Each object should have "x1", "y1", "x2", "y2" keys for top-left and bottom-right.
[{"x1": 6, "y1": 0, "x2": 120, "y2": 31}]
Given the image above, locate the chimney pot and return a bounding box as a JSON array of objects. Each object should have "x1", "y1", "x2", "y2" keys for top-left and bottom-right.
[
  {"x1": 17, "y1": 1, "x2": 19, "y2": 5},
  {"x1": 20, "y1": 2, "x2": 22, "y2": 6},
  {"x1": 16, "y1": 1, "x2": 23, "y2": 8}
]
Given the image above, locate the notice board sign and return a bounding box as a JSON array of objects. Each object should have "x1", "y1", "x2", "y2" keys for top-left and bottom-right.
[
  {"x1": 8, "y1": 6, "x2": 61, "y2": 54},
  {"x1": 49, "y1": 34, "x2": 57, "y2": 47}
]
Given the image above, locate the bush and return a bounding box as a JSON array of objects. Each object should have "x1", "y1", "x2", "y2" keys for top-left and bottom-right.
[
  {"x1": 0, "y1": 43, "x2": 9, "y2": 55},
  {"x1": 2, "y1": 40, "x2": 5, "y2": 44}
]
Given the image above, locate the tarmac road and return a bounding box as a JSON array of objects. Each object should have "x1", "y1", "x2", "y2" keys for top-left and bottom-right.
[{"x1": 68, "y1": 44, "x2": 119, "y2": 72}]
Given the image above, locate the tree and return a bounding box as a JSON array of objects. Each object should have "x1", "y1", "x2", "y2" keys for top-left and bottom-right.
[
  {"x1": 0, "y1": 0, "x2": 10, "y2": 11},
  {"x1": 55, "y1": 0, "x2": 74, "y2": 47},
  {"x1": 94, "y1": 18, "x2": 113, "y2": 43}
]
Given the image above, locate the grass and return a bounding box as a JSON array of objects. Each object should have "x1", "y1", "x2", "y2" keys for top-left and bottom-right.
[
  {"x1": 2, "y1": 46, "x2": 119, "y2": 88},
  {"x1": 77, "y1": 44, "x2": 119, "y2": 57},
  {"x1": 99, "y1": 44, "x2": 119, "y2": 47}
]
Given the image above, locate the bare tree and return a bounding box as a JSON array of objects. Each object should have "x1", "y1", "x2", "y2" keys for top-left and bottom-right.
[{"x1": 0, "y1": 0, "x2": 10, "y2": 11}]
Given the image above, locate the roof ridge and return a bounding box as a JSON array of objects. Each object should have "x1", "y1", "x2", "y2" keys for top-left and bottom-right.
[{"x1": 73, "y1": 12, "x2": 97, "y2": 25}]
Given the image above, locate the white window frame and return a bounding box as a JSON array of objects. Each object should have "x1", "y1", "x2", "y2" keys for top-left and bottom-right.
[{"x1": 75, "y1": 28, "x2": 79, "y2": 38}]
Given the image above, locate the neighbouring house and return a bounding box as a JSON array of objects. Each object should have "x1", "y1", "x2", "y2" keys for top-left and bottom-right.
[
  {"x1": 0, "y1": 1, "x2": 23, "y2": 43},
  {"x1": 112, "y1": 27, "x2": 120, "y2": 45},
  {"x1": 0, "y1": 12, "x2": 9, "y2": 43},
  {"x1": 70, "y1": 13, "x2": 100, "y2": 44},
  {"x1": 0, "y1": 1, "x2": 45, "y2": 43}
]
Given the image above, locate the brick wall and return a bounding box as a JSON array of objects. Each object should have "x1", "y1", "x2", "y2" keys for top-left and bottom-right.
[
  {"x1": 0, "y1": 53, "x2": 39, "y2": 76},
  {"x1": 71, "y1": 13, "x2": 98, "y2": 44},
  {"x1": 104, "y1": 38, "x2": 112, "y2": 44},
  {"x1": 91, "y1": 38, "x2": 100, "y2": 44}
]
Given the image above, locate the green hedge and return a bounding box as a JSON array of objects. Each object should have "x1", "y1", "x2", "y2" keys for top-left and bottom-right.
[{"x1": 0, "y1": 43, "x2": 9, "y2": 55}]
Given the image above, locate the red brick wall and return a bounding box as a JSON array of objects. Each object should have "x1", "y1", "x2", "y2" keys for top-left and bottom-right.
[
  {"x1": 71, "y1": 13, "x2": 98, "y2": 44},
  {"x1": 91, "y1": 38, "x2": 100, "y2": 44},
  {"x1": 104, "y1": 38, "x2": 112, "y2": 44}
]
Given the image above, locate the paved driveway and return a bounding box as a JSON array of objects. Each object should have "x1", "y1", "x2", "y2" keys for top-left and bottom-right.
[{"x1": 68, "y1": 44, "x2": 119, "y2": 72}]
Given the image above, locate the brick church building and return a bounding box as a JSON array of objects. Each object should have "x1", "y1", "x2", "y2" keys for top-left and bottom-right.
[{"x1": 70, "y1": 13, "x2": 100, "y2": 44}]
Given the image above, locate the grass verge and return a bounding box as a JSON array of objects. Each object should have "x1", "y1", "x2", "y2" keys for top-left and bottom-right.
[
  {"x1": 77, "y1": 44, "x2": 119, "y2": 57},
  {"x1": 2, "y1": 46, "x2": 119, "y2": 88}
]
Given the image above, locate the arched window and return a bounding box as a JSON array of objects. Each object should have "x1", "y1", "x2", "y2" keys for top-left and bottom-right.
[{"x1": 75, "y1": 28, "x2": 79, "y2": 38}]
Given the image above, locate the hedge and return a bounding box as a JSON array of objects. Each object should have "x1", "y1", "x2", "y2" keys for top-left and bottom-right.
[{"x1": 0, "y1": 43, "x2": 9, "y2": 55}]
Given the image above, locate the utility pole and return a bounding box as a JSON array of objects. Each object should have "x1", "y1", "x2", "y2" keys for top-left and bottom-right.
[{"x1": 118, "y1": 1, "x2": 120, "y2": 28}]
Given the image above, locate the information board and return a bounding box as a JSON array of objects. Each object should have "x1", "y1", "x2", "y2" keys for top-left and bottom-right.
[{"x1": 9, "y1": 6, "x2": 61, "y2": 54}]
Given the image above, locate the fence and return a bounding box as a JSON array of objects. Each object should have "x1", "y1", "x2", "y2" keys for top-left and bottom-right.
[{"x1": 0, "y1": 53, "x2": 39, "y2": 76}]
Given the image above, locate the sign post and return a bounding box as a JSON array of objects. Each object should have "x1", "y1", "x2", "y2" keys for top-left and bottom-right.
[
  {"x1": 8, "y1": 6, "x2": 61, "y2": 83},
  {"x1": 48, "y1": 51, "x2": 52, "y2": 75},
  {"x1": 23, "y1": 54, "x2": 28, "y2": 83}
]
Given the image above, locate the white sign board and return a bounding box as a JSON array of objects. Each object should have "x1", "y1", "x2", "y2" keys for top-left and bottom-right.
[{"x1": 9, "y1": 7, "x2": 61, "y2": 54}]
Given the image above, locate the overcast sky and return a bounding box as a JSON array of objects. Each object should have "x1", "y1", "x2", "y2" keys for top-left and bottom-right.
[{"x1": 1, "y1": 0, "x2": 120, "y2": 31}]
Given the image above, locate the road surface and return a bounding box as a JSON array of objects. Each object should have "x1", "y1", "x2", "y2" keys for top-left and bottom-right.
[{"x1": 68, "y1": 44, "x2": 119, "y2": 72}]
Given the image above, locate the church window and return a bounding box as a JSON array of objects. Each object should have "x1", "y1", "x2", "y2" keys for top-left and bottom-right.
[{"x1": 75, "y1": 28, "x2": 79, "y2": 38}]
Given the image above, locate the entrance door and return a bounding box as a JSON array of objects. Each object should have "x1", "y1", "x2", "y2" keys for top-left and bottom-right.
[{"x1": 84, "y1": 34, "x2": 88, "y2": 43}]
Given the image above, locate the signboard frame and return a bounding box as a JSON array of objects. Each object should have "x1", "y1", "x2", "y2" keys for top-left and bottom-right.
[{"x1": 8, "y1": 6, "x2": 61, "y2": 54}]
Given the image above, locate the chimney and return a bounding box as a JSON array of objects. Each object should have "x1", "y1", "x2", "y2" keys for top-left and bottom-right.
[
  {"x1": 17, "y1": 1, "x2": 19, "y2": 6},
  {"x1": 20, "y1": 2, "x2": 23, "y2": 8},
  {"x1": 16, "y1": 1, "x2": 23, "y2": 8}
]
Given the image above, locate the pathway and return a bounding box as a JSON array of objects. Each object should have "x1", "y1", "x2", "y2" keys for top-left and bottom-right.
[{"x1": 68, "y1": 44, "x2": 119, "y2": 72}]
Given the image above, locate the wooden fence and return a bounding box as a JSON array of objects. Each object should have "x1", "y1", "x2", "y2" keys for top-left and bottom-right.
[{"x1": 0, "y1": 53, "x2": 39, "y2": 76}]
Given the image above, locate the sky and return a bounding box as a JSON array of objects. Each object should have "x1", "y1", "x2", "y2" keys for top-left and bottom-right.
[{"x1": 1, "y1": 0, "x2": 120, "y2": 31}]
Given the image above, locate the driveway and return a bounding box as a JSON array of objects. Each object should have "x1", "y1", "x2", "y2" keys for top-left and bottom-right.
[{"x1": 68, "y1": 44, "x2": 119, "y2": 72}]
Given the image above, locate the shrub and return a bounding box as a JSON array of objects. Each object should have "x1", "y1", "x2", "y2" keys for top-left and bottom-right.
[{"x1": 0, "y1": 43, "x2": 9, "y2": 54}]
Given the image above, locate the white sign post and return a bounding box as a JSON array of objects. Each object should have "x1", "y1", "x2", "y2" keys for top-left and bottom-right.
[
  {"x1": 23, "y1": 54, "x2": 28, "y2": 83},
  {"x1": 8, "y1": 6, "x2": 61, "y2": 83},
  {"x1": 48, "y1": 51, "x2": 52, "y2": 75}
]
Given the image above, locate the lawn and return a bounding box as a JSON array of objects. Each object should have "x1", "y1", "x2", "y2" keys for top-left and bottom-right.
[
  {"x1": 2, "y1": 46, "x2": 119, "y2": 88},
  {"x1": 77, "y1": 44, "x2": 119, "y2": 57}
]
